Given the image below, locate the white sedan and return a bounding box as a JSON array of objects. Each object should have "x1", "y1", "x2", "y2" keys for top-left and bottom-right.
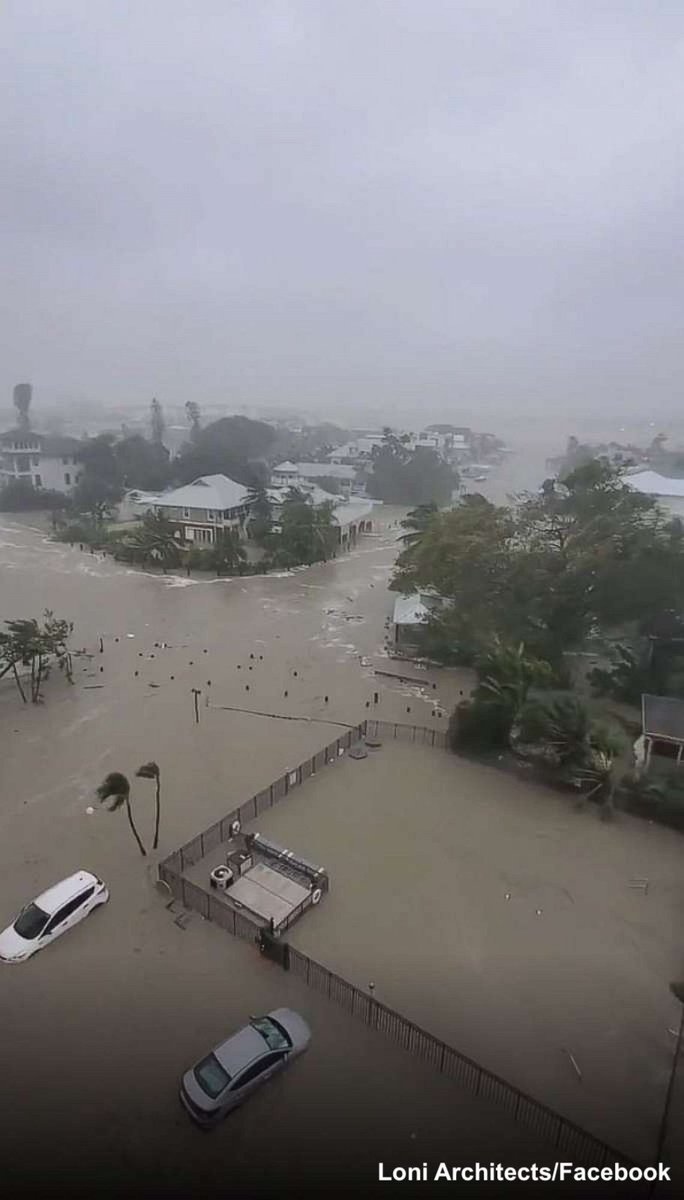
[{"x1": 0, "y1": 871, "x2": 109, "y2": 963}]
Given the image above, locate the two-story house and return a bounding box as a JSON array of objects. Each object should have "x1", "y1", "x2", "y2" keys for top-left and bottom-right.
[
  {"x1": 0, "y1": 429, "x2": 83, "y2": 493},
  {"x1": 151, "y1": 474, "x2": 251, "y2": 544}
]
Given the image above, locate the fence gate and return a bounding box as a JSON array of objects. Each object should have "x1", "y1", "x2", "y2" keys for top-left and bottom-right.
[{"x1": 258, "y1": 929, "x2": 290, "y2": 969}]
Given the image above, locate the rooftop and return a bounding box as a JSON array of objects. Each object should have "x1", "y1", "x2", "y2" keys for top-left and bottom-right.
[
  {"x1": 0, "y1": 429, "x2": 82, "y2": 455},
  {"x1": 642, "y1": 693, "x2": 684, "y2": 742},
  {"x1": 622, "y1": 470, "x2": 684, "y2": 498},
  {"x1": 153, "y1": 473, "x2": 250, "y2": 512},
  {"x1": 393, "y1": 593, "x2": 429, "y2": 626}
]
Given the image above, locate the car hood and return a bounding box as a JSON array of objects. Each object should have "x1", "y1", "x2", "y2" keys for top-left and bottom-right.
[{"x1": 0, "y1": 925, "x2": 34, "y2": 962}]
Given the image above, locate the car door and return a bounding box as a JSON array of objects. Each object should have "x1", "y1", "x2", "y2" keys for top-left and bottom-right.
[
  {"x1": 225, "y1": 1051, "x2": 287, "y2": 1111},
  {"x1": 39, "y1": 889, "x2": 93, "y2": 945}
]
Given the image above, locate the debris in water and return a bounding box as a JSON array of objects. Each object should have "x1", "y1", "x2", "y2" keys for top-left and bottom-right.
[
  {"x1": 505, "y1": 892, "x2": 511, "y2": 900},
  {"x1": 564, "y1": 1050, "x2": 582, "y2": 1081},
  {"x1": 85, "y1": 806, "x2": 94, "y2": 815},
  {"x1": 127, "y1": 634, "x2": 135, "y2": 639},
  {"x1": 536, "y1": 908, "x2": 543, "y2": 916}
]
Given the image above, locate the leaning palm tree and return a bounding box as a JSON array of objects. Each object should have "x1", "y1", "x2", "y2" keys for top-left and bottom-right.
[
  {"x1": 136, "y1": 761, "x2": 161, "y2": 849},
  {"x1": 96, "y1": 771, "x2": 147, "y2": 857}
]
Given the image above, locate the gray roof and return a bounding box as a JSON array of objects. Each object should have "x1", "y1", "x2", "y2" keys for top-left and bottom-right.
[
  {"x1": 393, "y1": 593, "x2": 429, "y2": 626},
  {"x1": 642, "y1": 693, "x2": 684, "y2": 742},
  {"x1": 295, "y1": 461, "x2": 356, "y2": 480},
  {"x1": 0, "y1": 429, "x2": 82, "y2": 455},
  {"x1": 623, "y1": 471, "x2": 684, "y2": 498},
  {"x1": 153, "y1": 473, "x2": 250, "y2": 512},
  {"x1": 273, "y1": 461, "x2": 299, "y2": 472}
]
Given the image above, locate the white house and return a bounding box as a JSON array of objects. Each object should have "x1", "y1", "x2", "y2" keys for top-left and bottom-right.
[
  {"x1": 392, "y1": 590, "x2": 447, "y2": 648},
  {"x1": 271, "y1": 461, "x2": 300, "y2": 485},
  {"x1": 328, "y1": 434, "x2": 385, "y2": 464},
  {"x1": 266, "y1": 482, "x2": 374, "y2": 548},
  {"x1": 271, "y1": 460, "x2": 358, "y2": 494},
  {"x1": 0, "y1": 429, "x2": 83, "y2": 494},
  {"x1": 622, "y1": 470, "x2": 684, "y2": 519},
  {"x1": 151, "y1": 474, "x2": 251, "y2": 544}
]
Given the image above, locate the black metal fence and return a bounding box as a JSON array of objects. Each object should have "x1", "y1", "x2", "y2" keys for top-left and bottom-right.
[
  {"x1": 365, "y1": 717, "x2": 449, "y2": 749},
  {"x1": 286, "y1": 945, "x2": 633, "y2": 1170},
  {"x1": 158, "y1": 714, "x2": 632, "y2": 1171}
]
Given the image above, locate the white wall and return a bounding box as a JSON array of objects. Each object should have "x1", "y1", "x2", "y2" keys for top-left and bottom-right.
[{"x1": 35, "y1": 454, "x2": 80, "y2": 493}]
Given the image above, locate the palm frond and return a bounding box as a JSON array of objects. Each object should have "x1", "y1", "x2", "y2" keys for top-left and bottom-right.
[
  {"x1": 96, "y1": 771, "x2": 130, "y2": 810},
  {"x1": 135, "y1": 761, "x2": 160, "y2": 781}
]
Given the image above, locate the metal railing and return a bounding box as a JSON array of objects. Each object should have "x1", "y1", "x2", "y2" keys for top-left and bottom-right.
[
  {"x1": 286, "y1": 945, "x2": 633, "y2": 1170},
  {"x1": 365, "y1": 718, "x2": 449, "y2": 749}
]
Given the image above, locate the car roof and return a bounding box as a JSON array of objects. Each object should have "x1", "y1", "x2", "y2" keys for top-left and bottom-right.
[
  {"x1": 213, "y1": 1024, "x2": 266, "y2": 1075},
  {"x1": 34, "y1": 871, "x2": 99, "y2": 916}
]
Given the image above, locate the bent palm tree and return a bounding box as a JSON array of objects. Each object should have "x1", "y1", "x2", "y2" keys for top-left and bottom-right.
[
  {"x1": 136, "y1": 761, "x2": 161, "y2": 849},
  {"x1": 96, "y1": 771, "x2": 147, "y2": 857}
]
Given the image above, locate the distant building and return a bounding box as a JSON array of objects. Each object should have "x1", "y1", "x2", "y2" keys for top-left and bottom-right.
[
  {"x1": 266, "y1": 482, "x2": 374, "y2": 549},
  {"x1": 392, "y1": 591, "x2": 446, "y2": 650},
  {"x1": 622, "y1": 470, "x2": 684, "y2": 519},
  {"x1": 271, "y1": 461, "x2": 358, "y2": 494},
  {"x1": 0, "y1": 429, "x2": 83, "y2": 493}
]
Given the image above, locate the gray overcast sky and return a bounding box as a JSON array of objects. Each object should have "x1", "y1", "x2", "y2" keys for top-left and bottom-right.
[{"x1": 2, "y1": 1, "x2": 684, "y2": 423}]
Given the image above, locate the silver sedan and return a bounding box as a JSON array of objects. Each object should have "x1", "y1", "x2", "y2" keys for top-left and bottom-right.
[{"x1": 180, "y1": 1008, "x2": 311, "y2": 1126}]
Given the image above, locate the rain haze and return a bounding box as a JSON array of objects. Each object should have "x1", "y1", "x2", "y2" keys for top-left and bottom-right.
[{"x1": 2, "y1": 1, "x2": 684, "y2": 431}]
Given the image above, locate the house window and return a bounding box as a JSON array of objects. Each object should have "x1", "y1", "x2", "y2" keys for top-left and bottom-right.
[
  {"x1": 34, "y1": 475, "x2": 42, "y2": 488},
  {"x1": 33, "y1": 457, "x2": 40, "y2": 467},
  {"x1": 62, "y1": 457, "x2": 69, "y2": 465},
  {"x1": 207, "y1": 510, "x2": 215, "y2": 521},
  {"x1": 183, "y1": 508, "x2": 190, "y2": 519},
  {"x1": 64, "y1": 473, "x2": 71, "y2": 486}
]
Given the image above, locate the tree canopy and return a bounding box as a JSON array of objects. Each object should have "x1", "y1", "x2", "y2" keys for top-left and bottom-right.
[
  {"x1": 172, "y1": 415, "x2": 275, "y2": 486},
  {"x1": 364, "y1": 432, "x2": 458, "y2": 506},
  {"x1": 393, "y1": 463, "x2": 684, "y2": 666}
]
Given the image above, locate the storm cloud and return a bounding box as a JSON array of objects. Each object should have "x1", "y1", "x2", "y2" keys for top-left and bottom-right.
[{"x1": 2, "y1": 1, "x2": 684, "y2": 422}]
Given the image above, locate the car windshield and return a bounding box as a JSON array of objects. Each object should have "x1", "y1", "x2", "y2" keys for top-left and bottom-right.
[
  {"x1": 13, "y1": 902, "x2": 49, "y2": 940},
  {"x1": 194, "y1": 1053, "x2": 231, "y2": 1099},
  {"x1": 251, "y1": 1016, "x2": 292, "y2": 1051}
]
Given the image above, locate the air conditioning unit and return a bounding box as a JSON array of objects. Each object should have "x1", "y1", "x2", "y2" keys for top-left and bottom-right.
[{"x1": 210, "y1": 866, "x2": 233, "y2": 892}]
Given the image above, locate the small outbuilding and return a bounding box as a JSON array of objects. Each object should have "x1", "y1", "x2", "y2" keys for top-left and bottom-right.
[{"x1": 636, "y1": 694, "x2": 684, "y2": 769}]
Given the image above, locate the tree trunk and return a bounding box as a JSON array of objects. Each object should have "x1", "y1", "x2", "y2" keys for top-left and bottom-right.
[
  {"x1": 153, "y1": 776, "x2": 161, "y2": 850},
  {"x1": 125, "y1": 798, "x2": 147, "y2": 856},
  {"x1": 11, "y1": 663, "x2": 27, "y2": 704}
]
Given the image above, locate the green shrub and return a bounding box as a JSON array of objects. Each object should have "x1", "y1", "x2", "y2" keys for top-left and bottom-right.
[
  {"x1": 0, "y1": 480, "x2": 72, "y2": 512},
  {"x1": 448, "y1": 698, "x2": 512, "y2": 751},
  {"x1": 616, "y1": 767, "x2": 684, "y2": 831}
]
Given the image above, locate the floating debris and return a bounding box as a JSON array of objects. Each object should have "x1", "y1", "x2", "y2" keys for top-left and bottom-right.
[
  {"x1": 85, "y1": 806, "x2": 94, "y2": 815},
  {"x1": 564, "y1": 1050, "x2": 582, "y2": 1081}
]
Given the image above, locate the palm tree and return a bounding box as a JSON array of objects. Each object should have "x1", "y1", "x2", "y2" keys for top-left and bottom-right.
[
  {"x1": 131, "y1": 511, "x2": 181, "y2": 572},
  {"x1": 399, "y1": 502, "x2": 439, "y2": 546},
  {"x1": 96, "y1": 772, "x2": 147, "y2": 857},
  {"x1": 477, "y1": 638, "x2": 555, "y2": 717},
  {"x1": 208, "y1": 529, "x2": 247, "y2": 576},
  {"x1": 136, "y1": 761, "x2": 161, "y2": 849}
]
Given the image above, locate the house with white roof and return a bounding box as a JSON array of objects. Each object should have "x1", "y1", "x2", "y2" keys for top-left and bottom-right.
[
  {"x1": 271, "y1": 460, "x2": 358, "y2": 494},
  {"x1": 151, "y1": 474, "x2": 251, "y2": 544},
  {"x1": 622, "y1": 470, "x2": 684, "y2": 519},
  {"x1": 271, "y1": 461, "x2": 299, "y2": 485}
]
